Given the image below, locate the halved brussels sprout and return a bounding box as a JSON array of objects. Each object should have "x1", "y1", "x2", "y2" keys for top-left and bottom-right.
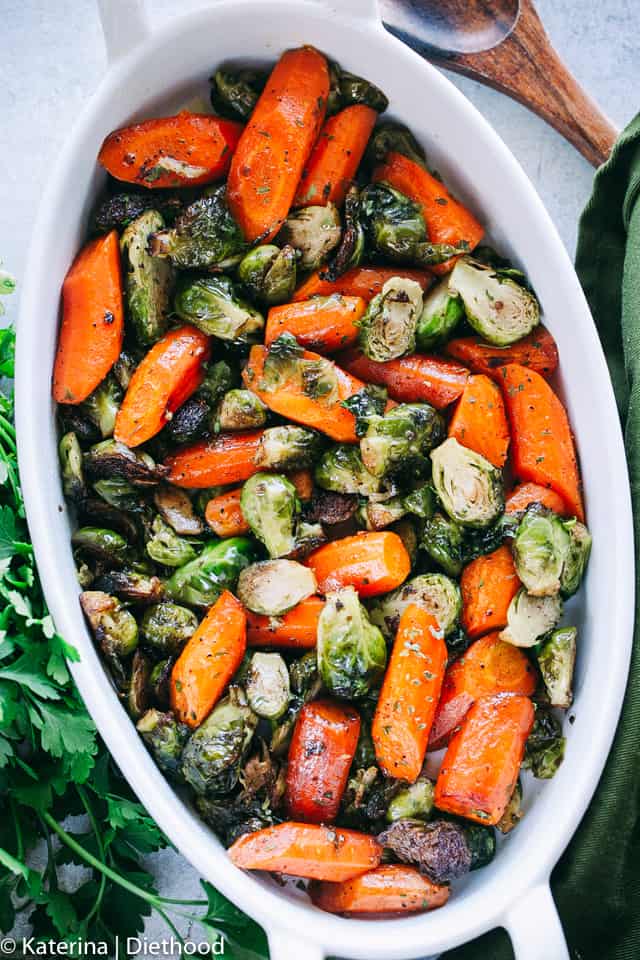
[
  {"x1": 209, "y1": 68, "x2": 267, "y2": 120},
  {"x1": 59, "y1": 432, "x2": 86, "y2": 501},
  {"x1": 363, "y1": 122, "x2": 426, "y2": 169},
  {"x1": 421, "y1": 512, "x2": 465, "y2": 577},
  {"x1": 237, "y1": 559, "x2": 317, "y2": 616},
  {"x1": 112, "y1": 349, "x2": 139, "y2": 392},
  {"x1": 415, "y1": 277, "x2": 465, "y2": 351},
  {"x1": 317, "y1": 587, "x2": 387, "y2": 699},
  {"x1": 277, "y1": 204, "x2": 342, "y2": 272},
  {"x1": 255, "y1": 425, "x2": 323, "y2": 473},
  {"x1": 270, "y1": 651, "x2": 323, "y2": 756},
  {"x1": 166, "y1": 397, "x2": 211, "y2": 447},
  {"x1": 291, "y1": 520, "x2": 326, "y2": 558},
  {"x1": 431, "y1": 438, "x2": 504, "y2": 528},
  {"x1": 140, "y1": 602, "x2": 198, "y2": 655},
  {"x1": 324, "y1": 186, "x2": 365, "y2": 280},
  {"x1": 465, "y1": 824, "x2": 496, "y2": 871},
  {"x1": 154, "y1": 484, "x2": 204, "y2": 536},
  {"x1": 240, "y1": 473, "x2": 299, "y2": 558},
  {"x1": 361, "y1": 497, "x2": 407, "y2": 531},
  {"x1": 165, "y1": 537, "x2": 257, "y2": 609},
  {"x1": 94, "y1": 569, "x2": 164, "y2": 604},
  {"x1": 120, "y1": 210, "x2": 174, "y2": 346},
  {"x1": 315, "y1": 444, "x2": 382, "y2": 496},
  {"x1": 523, "y1": 709, "x2": 565, "y2": 779},
  {"x1": 80, "y1": 590, "x2": 138, "y2": 654},
  {"x1": 181, "y1": 693, "x2": 258, "y2": 797},
  {"x1": 358, "y1": 277, "x2": 423, "y2": 362},
  {"x1": 341, "y1": 385, "x2": 388, "y2": 438},
  {"x1": 217, "y1": 389, "x2": 267, "y2": 431},
  {"x1": 448, "y1": 257, "x2": 540, "y2": 347},
  {"x1": 237, "y1": 244, "x2": 297, "y2": 305},
  {"x1": 361, "y1": 403, "x2": 445, "y2": 478},
  {"x1": 174, "y1": 275, "x2": 264, "y2": 342},
  {"x1": 137, "y1": 709, "x2": 190, "y2": 780},
  {"x1": 403, "y1": 483, "x2": 436, "y2": 520},
  {"x1": 386, "y1": 778, "x2": 435, "y2": 823},
  {"x1": 149, "y1": 189, "x2": 247, "y2": 270},
  {"x1": 92, "y1": 478, "x2": 146, "y2": 513},
  {"x1": 81, "y1": 375, "x2": 123, "y2": 439},
  {"x1": 369, "y1": 573, "x2": 462, "y2": 639},
  {"x1": 560, "y1": 520, "x2": 592, "y2": 598},
  {"x1": 537, "y1": 626, "x2": 577, "y2": 708},
  {"x1": 512, "y1": 508, "x2": 571, "y2": 597},
  {"x1": 72, "y1": 527, "x2": 129, "y2": 566},
  {"x1": 84, "y1": 439, "x2": 168, "y2": 486},
  {"x1": 146, "y1": 516, "x2": 197, "y2": 568},
  {"x1": 127, "y1": 649, "x2": 152, "y2": 720},
  {"x1": 389, "y1": 518, "x2": 419, "y2": 567},
  {"x1": 360, "y1": 183, "x2": 425, "y2": 263},
  {"x1": 499, "y1": 588, "x2": 562, "y2": 648},
  {"x1": 197, "y1": 359, "x2": 236, "y2": 406},
  {"x1": 245, "y1": 652, "x2": 291, "y2": 720},
  {"x1": 90, "y1": 191, "x2": 183, "y2": 236},
  {"x1": 496, "y1": 780, "x2": 523, "y2": 834},
  {"x1": 378, "y1": 818, "x2": 472, "y2": 885},
  {"x1": 337, "y1": 71, "x2": 388, "y2": 112}
]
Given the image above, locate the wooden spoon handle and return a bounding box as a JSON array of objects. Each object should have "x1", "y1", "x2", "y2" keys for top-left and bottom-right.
[{"x1": 426, "y1": 0, "x2": 618, "y2": 166}]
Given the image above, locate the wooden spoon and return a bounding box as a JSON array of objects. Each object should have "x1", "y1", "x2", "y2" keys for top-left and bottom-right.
[{"x1": 379, "y1": 0, "x2": 617, "y2": 166}]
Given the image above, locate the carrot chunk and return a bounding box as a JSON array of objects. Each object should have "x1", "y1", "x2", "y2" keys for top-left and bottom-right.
[
  {"x1": 306, "y1": 532, "x2": 411, "y2": 598},
  {"x1": 460, "y1": 545, "x2": 521, "y2": 640},
  {"x1": 265, "y1": 295, "x2": 366, "y2": 352},
  {"x1": 310, "y1": 864, "x2": 450, "y2": 915},
  {"x1": 505, "y1": 482, "x2": 568, "y2": 516},
  {"x1": 166, "y1": 431, "x2": 264, "y2": 488},
  {"x1": 338, "y1": 349, "x2": 468, "y2": 409},
  {"x1": 293, "y1": 266, "x2": 432, "y2": 303},
  {"x1": 247, "y1": 596, "x2": 324, "y2": 649},
  {"x1": 448, "y1": 374, "x2": 510, "y2": 468},
  {"x1": 445, "y1": 326, "x2": 559, "y2": 380},
  {"x1": 205, "y1": 489, "x2": 250, "y2": 538}
]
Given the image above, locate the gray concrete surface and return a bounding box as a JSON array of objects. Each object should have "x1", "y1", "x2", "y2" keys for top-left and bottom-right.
[{"x1": 0, "y1": 0, "x2": 638, "y2": 953}]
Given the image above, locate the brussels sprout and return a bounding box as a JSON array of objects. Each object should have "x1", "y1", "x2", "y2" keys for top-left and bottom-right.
[
  {"x1": 446, "y1": 625, "x2": 472, "y2": 660},
  {"x1": 256, "y1": 425, "x2": 323, "y2": 472},
  {"x1": 315, "y1": 444, "x2": 382, "y2": 496},
  {"x1": 361, "y1": 497, "x2": 407, "y2": 531},
  {"x1": 120, "y1": 210, "x2": 174, "y2": 346},
  {"x1": 149, "y1": 657, "x2": 173, "y2": 708},
  {"x1": 537, "y1": 626, "x2": 577, "y2": 708},
  {"x1": 59, "y1": 407, "x2": 101, "y2": 445},
  {"x1": 270, "y1": 651, "x2": 323, "y2": 756},
  {"x1": 255, "y1": 332, "x2": 304, "y2": 390},
  {"x1": 421, "y1": 513, "x2": 465, "y2": 577},
  {"x1": 389, "y1": 518, "x2": 419, "y2": 567},
  {"x1": 174, "y1": 275, "x2": 264, "y2": 342},
  {"x1": 306, "y1": 490, "x2": 359, "y2": 530},
  {"x1": 181, "y1": 693, "x2": 258, "y2": 797},
  {"x1": 431, "y1": 438, "x2": 504, "y2": 529},
  {"x1": 197, "y1": 359, "x2": 236, "y2": 406},
  {"x1": 84, "y1": 440, "x2": 168, "y2": 486},
  {"x1": 341, "y1": 385, "x2": 388, "y2": 438},
  {"x1": 386, "y1": 778, "x2": 435, "y2": 823},
  {"x1": 560, "y1": 520, "x2": 592, "y2": 598},
  {"x1": 403, "y1": 483, "x2": 436, "y2": 520},
  {"x1": 378, "y1": 818, "x2": 472, "y2": 884},
  {"x1": 146, "y1": 516, "x2": 197, "y2": 568},
  {"x1": 94, "y1": 569, "x2": 164, "y2": 604},
  {"x1": 209, "y1": 67, "x2": 267, "y2": 120},
  {"x1": 317, "y1": 587, "x2": 387, "y2": 699},
  {"x1": 415, "y1": 278, "x2": 465, "y2": 351},
  {"x1": 92, "y1": 478, "x2": 146, "y2": 513},
  {"x1": 111, "y1": 350, "x2": 140, "y2": 393},
  {"x1": 217, "y1": 389, "x2": 267, "y2": 431},
  {"x1": 139, "y1": 602, "x2": 198, "y2": 655},
  {"x1": 363, "y1": 122, "x2": 426, "y2": 168},
  {"x1": 369, "y1": 573, "x2": 461, "y2": 639},
  {"x1": 361, "y1": 403, "x2": 445, "y2": 478},
  {"x1": 237, "y1": 244, "x2": 297, "y2": 305},
  {"x1": 500, "y1": 588, "x2": 562, "y2": 648},
  {"x1": 72, "y1": 527, "x2": 129, "y2": 566},
  {"x1": 149, "y1": 189, "x2": 247, "y2": 270},
  {"x1": 323, "y1": 186, "x2": 365, "y2": 279},
  {"x1": 80, "y1": 590, "x2": 138, "y2": 659},
  {"x1": 237, "y1": 559, "x2": 317, "y2": 616},
  {"x1": 165, "y1": 537, "x2": 257, "y2": 609},
  {"x1": 358, "y1": 277, "x2": 423, "y2": 362},
  {"x1": 245, "y1": 652, "x2": 291, "y2": 720},
  {"x1": 360, "y1": 183, "x2": 426, "y2": 263},
  {"x1": 165, "y1": 397, "x2": 211, "y2": 446},
  {"x1": 512, "y1": 507, "x2": 571, "y2": 597},
  {"x1": 59, "y1": 432, "x2": 86, "y2": 501},
  {"x1": 523, "y1": 708, "x2": 565, "y2": 779},
  {"x1": 291, "y1": 520, "x2": 326, "y2": 559},
  {"x1": 277, "y1": 205, "x2": 342, "y2": 272},
  {"x1": 128, "y1": 649, "x2": 152, "y2": 720},
  {"x1": 464, "y1": 823, "x2": 496, "y2": 870},
  {"x1": 80, "y1": 375, "x2": 123, "y2": 439},
  {"x1": 241, "y1": 473, "x2": 299, "y2": 558},
  {"x1": 90, "y1": 191, "x2": 183, "y2": 235},
  {"x1": 336, "y1": 71, "x2": 388, "y2": 112},
  {"x1": 137, "y1": 709, "x2": 190, "y2": 780},
  {"x1": 496, "y1": 780, "x2": 523, "y2": 835},
  {"x1": 154, "y1": 485, "x2": 204, "y2": 536},
  {"x1": 448, "y1": 257, "x2": 540, "y2": 346}
]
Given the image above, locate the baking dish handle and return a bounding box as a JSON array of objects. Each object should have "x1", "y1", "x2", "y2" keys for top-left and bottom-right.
[
  {"x1": 503, "y1": 883, "x2": 569, "y2": 960},
  {"x1": 267, "y1": 927, "x2": 325, "y2": 960},
  {"x1": 97, "y1": 0, "x2": 150, "y2": 64}
]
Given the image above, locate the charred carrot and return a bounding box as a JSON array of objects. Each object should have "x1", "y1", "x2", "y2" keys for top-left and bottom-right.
[
  {"x1": 247, "y1": 596, "x2": 324, "y2": 649},
  {"x1": 310, "y1": 865, "x2": 450, "y2": 915},
  {"x1": 307, "y1": 532, "x2": 411, "y2": 598},
  {"x1": 434, "y1": 693, "x2": 535, "y2": 825},
  {"x1": 53, "y1": 232, "x2": 124, "y2": 404},
  {"x1": 114, "y1": 326, "x2": 210, "y2": 447},
  {"x1": 242, "y1": 345, "x2": 363, "y2": 443},
  {"x1": 372, "y1": 605, "x2": 447, "y2": 781},
  {"x1": 228, "y1": 822, "x2": 382, "y2": 881},
  {"x1": 293, "y1": 266, "x2": 432, "y2": 303},
  {"x1": 166, "y1": 431, "x2": 264, "y2": 488},
  {"x1": 428, "y1": 632, "x2": 537, "y2": 751},
  {"x1": 460, "y1": 545, "x2": 521, "y2": 640},
  {"x1": 227, "y1": 47, "x2": 329, "y2": 242},
  {"x1": 505, "y1": 482, "x2": 567, "y2": 515},
  {"x1": 445, "y1": 326, "x2": 559, "y2": 380},
  {"x1": 338, "y1": 349, "x2": 468, "y2": 409},
  {"x1": 285, "y1": 700, "x2": 361, "y2": 823},
  {"x1": 373, "y1": 151, "x2": 484, "y2": 274},
  {"x1": 170, "y1": 591, "x2": 246, "y2": 728},
  {"x1": 294, "y1": 105, "x2": 378, "y2": 208},
  {"x1": 448, "y1": 374, "x2": 510, "y2": 468},
  {"x1": 98, "y1": 112, "x2": 242, "y2": 189},
  {"x1": 205, "y1": 489, "x2": 250, "y2": 537},
  {"x1": 499, "y1": 364, "x2": 584, "y2": 521},
  {"x1": 265, "y1": 295, "x2": 366, "y2": 352}
]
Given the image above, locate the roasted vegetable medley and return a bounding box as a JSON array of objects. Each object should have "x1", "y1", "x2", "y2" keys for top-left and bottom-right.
[{"x1": 54, "y1": 45, "x2": 589, "y2": 918}]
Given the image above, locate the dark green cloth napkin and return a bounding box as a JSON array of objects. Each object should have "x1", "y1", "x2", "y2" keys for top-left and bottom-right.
[{"x1": 444, "y1": 116, "x2": 640, "y2": 960}]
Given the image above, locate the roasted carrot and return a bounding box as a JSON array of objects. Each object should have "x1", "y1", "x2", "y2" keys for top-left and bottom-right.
[
  {"x1": 338, "y1": 349, "x2": 468, "y2": 409},
  {"x1": 285, "y1": 700, "x2": 361, "y2": 823},
  {"x1": 171, "y1": 591, "x2": 246, "y2": 728},
  {"x1": 428, "y1": 633, "x2": 537, "y2": 751},
  {"x1": 265, "y1": 295, "x2": 366, "y2": 352},
  {"x1": 460, "y1": 545, "x2": 521, "y2": 640},
  {"x1": 114, "y1": 326, "x2": 210, "y2": 447},
  {"x1": 373, "y1": 151, "x2": 484, "y2": 274},
  {"x1": 288, "y1": 468, "x2": 314, "y2": 501},
  {"x1": 205, "y1": 489, "x2": 250, "y2": 537},
  {"x1": 166, "y1": 431, "x2": 264, "y2": 488},
  {"x1": 307, "y1": 532, "x2": 411, "y2": 598},
  {"x1": 310, "y1": 865, "x2": 450, "y2": 915},
  {"x1": 448, "y1": 374, "x2": 510, "y2": 468},
  {"x1": 228, "y1": 822, "x2": 382, "y2": 881},
  {"x1": 505, "y1": 482, "x2": 567, "y2": 515},
  {"x1": 293, "y1": 266, "x2": 432, "y2": 303},
  {"x1": 372, "y1": 605, "x2": 447, "y2": 781},
  {"x1": 247, "y1": 596, "x2": 324, "y2": 649},
  {"x1": 499, "y1": 364, "x2": 584, "y2": 521},
  {"x1": 445, "y1": 326, "x2": 559, "y2": 380},
  {"x1": 98, "y1": 112, "x2": 242, "y2": 189},
  {"x1": 53, "y1": 232, "x2": 124, "y2": 404},
  {"x1": 242, "y1": 345, "x2": 363, "y2": 443},
  {"x1": 294, "y1": 105, "x2": 377, "y2": 208},
  {"x1": 227, "y1": 47, "x2": 329, "y2": 242},
  {"x1": 434, "y1": 693, "x2": 535, "y2": 825}
]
